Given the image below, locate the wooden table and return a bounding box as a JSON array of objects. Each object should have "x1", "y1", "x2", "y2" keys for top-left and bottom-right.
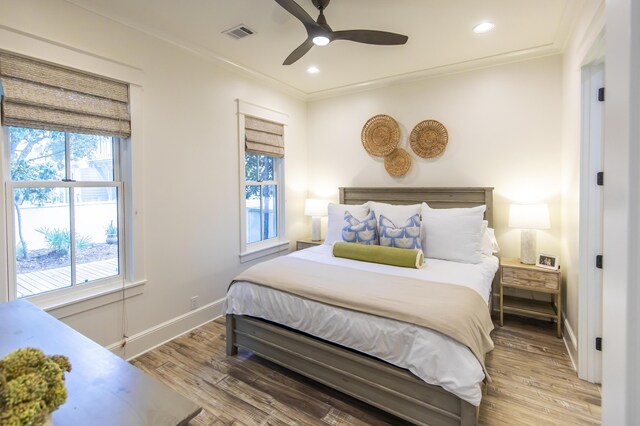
[
  {"x1": 499, "y1": 257, "x2": 562, "y2": 337},
  {"x1": 0, "y1": 300, "x2": 201, "y2": 425}
]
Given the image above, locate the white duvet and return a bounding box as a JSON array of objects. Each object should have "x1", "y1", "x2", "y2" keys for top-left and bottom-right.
[{"x1": 225, "y1": 244, "x2": 499, "y2": 406}]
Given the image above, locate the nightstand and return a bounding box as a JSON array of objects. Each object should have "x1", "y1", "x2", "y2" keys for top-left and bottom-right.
[
  {"x1": 296, "y1": 238, "x2": 323, "y2": 251},
  {"x1": 499, "y1": 257, "x2": 562, "y2": 338}
]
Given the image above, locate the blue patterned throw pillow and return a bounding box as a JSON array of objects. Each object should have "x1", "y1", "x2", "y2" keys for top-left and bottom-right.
[
  {"x1": 341, "y1": 211, "x2": 378, "y2": 245},
  {"x1": 379, "y1": 214, "x2": 422, "y2": 249}
]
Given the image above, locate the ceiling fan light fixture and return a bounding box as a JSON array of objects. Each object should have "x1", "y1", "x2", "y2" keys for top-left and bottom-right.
[
  {"x1": 473, "y1": 22, "x2": 495, "y2": 33},
  {"x1": 312, "y1": 35, "x2": 330, "y2": 46},
  {"x1": 307, "y1": 66, "x2": 320, "y2": 74},
  {"x1": 276, "y1": 0, "x2": 408, "y2": 65}
]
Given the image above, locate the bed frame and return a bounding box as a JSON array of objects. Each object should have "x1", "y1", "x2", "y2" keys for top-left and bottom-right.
[{"x1": 227, "y1": 187, "x2": 495, "y2": 426}]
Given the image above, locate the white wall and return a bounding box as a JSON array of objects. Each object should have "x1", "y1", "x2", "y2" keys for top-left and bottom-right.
[
  {"x1": 307, "y1": 56, "x2": 563, "y2": 265},
  {"x1": 0, "y1": 0, "x2": 308, "y2": 351}
]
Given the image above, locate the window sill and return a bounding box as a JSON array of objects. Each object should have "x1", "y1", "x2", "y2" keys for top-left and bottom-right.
[
  {"x1": 27, "y1": 279, "x2": 146, "y2": 320},
  {"x1": 240, "y1": 240, "x2": 290, "y2": 263}
]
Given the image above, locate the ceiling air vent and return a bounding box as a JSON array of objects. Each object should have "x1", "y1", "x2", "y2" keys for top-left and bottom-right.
[{"x1": 223, "y1": 25, "x2": 256, "y2": 40}]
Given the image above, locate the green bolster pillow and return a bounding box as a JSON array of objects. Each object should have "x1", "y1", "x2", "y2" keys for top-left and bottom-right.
[{"x1": 332, "y1": 242, "x2": 424, "y2": 269}]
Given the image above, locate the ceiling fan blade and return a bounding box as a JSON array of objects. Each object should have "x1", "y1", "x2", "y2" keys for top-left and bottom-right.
[
  {"x1": 275, "y1": 0, "x2": 317, "y2": 29},
  {"x1": 331, "y1": 30, "x2": 408, "y2": 45},
  {"x1": 283, "y1": 38, "x2": 315, "y2": 65}
]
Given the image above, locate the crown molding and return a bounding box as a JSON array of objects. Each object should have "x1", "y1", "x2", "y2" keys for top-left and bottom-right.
[
  {"x1": 305, "y1": 43, "x2": 562, "y2": 101},
  {"x1": 554, "y1": 0, "x2": 591, "y2": 52}
]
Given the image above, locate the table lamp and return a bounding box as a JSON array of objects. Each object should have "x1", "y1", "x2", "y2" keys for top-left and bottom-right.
[
  {"x1": 304, "y1": 198, "x2": 328, "y2": 241},
  {"x1": 508, "y1": 204, "x2": 550, "y2": 264}
]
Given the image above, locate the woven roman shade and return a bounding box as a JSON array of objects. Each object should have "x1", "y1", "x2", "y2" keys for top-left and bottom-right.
[
  {"x1": 0, "y1": 52, "x2": 131, "y2": 137},
  {"x1": 245, "y1": 116, "x2": 284, "y2": 158}
]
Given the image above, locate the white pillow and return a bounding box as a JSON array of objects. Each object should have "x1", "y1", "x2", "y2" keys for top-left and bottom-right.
[
  {"x1": 421, "y1": 203, "x2": 486, "y2": 264},
  {"x1": 325, "y1": 203, "x2": 369, "y2": 245},
  {"x1": 479, "y1": 219, "x2": 500, "y2": 255},
  {"x1": 366, "y1": 201, "x2": 421, "y2": 226},
  {"x1": 420, "y1": 203, "x2": 486, "y2": 249},
  {"x1": 423, "y1": 214, "x2": 484, "y2": 264},
  {"x1": 422, "y1": 203, "x2": 486, "y2": 217},
  {"x1": 482, "y1": 227, "x2": 500, "y2": 255},
  {"x1": 480, "y1": 220, "x2": 490, "y2": 256}
]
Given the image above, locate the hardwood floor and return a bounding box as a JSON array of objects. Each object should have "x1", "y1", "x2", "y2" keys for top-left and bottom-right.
[{"x1": 130, "y1": 316, "x2": 601, "y2": 425}]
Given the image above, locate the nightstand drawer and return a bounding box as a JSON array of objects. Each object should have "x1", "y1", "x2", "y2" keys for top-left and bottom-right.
[{"x1": 502, "y1": 267, "x2": 560, "y2": 291}]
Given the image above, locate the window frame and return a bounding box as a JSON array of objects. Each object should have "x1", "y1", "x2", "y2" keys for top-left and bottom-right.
[
  {"x1": 237, "y1": 100, "x2": 289, "y2": 263},
  {"x1": 3, "y1": 129, "x2": 125, "y2": 300},
  {"x1": 0, "y1": 32, "x2": 147, "y2": 316},
  {"x1": 244, "y1": 155, "x2": 281, "y2": 245}
]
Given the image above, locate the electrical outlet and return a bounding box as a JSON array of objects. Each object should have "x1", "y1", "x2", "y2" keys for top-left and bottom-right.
[{"x1": 190, "y1": 296, "x2": 198, "y2": 310}]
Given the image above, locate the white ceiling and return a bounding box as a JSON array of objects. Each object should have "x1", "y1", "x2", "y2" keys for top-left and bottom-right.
[{"x1": 66, "y1": 0, "x2": 581, "y2": 97}]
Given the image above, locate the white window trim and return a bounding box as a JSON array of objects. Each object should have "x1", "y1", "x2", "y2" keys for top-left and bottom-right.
[
  {"x1": 0, "y1": 28, "x2": 147, "y2": 315},
  {"x1": 237, "y1": 100, "x2": 289, "y2": 263},
  {"x1": 26, "y1": 279, "x2": 146, "y2": 320},
  {"x1": 0, "y1": 127, "x2": 11, "y2": 303}
]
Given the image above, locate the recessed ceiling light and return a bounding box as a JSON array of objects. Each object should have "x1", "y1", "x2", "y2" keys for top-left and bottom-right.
[
  {"x1": 473, "y1": 22, "x2": 495, "y2": 34},
  {"x1": 312, "y1": 36, "x2": 330, "y2": 46},
  {"x1": 307, "y1": 66, "x2": 320, "y2": 74}
]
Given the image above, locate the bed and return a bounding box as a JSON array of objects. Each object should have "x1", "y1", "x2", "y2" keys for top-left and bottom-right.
[{"x1": 226, "y1": 187, "x2": 497, "y2": 426}]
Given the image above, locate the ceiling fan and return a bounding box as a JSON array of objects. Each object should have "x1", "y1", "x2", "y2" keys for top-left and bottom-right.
[{"x1": 275, "y1": 0, "x2": 409, "y2": 65}]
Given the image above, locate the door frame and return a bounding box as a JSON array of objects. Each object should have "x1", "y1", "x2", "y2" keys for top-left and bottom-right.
[{"x1": 578, "y1": 60, "x2": 604, "y2": 383}]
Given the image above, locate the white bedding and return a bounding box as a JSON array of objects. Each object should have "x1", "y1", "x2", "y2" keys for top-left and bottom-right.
[{"x1": 225, "y1": 245, "x2": 499, "y2": 406}]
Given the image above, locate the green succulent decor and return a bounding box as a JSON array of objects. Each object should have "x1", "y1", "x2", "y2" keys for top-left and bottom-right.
[{"x1": 0, "y1": 348, "x2": 72, "y2": 426}]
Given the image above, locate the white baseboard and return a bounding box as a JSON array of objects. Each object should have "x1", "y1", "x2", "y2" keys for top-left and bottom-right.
[
  {"x1": 106, "y1": 297, "x2": 225, "y2": 360},
  {"x1": 563, "y1": 315, "x2": 578, "y2": 372}
]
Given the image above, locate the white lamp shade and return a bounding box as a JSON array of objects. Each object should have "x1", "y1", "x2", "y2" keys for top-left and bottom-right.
[
  {"x1": 508, "y1": 204, "x2": 550, "y2": 229},
  {"x1": 304, "y1": 198, "x2": 328, "y2": 217}
]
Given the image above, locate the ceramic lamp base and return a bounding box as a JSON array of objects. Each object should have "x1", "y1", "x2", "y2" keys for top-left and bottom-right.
[
  {"x1": 520, "y1": 229, "x2": 537, "y2": 265},
  {"x1": 311, "y1": 216, "x2": 321, "y2": 241}
]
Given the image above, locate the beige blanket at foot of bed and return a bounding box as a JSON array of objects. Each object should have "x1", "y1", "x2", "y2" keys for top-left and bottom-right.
[{"x1": 231, "y1": 256, "x2": 494, "y2": 378}]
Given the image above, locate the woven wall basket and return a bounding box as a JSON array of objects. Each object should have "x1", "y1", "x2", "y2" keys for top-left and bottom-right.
[
  {"x1": 361, "y1": 114, "x2": 400, "y2": 157},
  {"x1": 410, "y1": 120, "x2": 448, "y2": 158},
  {"x1": 384, "y1": 148, "x2": 412, "y2": 177}
]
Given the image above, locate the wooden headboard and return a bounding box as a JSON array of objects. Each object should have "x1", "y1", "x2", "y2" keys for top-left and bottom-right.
[{"x1": 339, "y1": 187, "x2": 494, "y2": 227}]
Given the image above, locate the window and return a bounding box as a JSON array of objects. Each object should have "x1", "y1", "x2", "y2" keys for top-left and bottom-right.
[
  {"x1": 0, "y1": 51, "x2": 133, "y2": 302},
  {"x1": 237, "y1": 101, "x2": 288, "y2": 261},
  {"x1": 6, "y1": 127, "x2": 123, "y2": 298},
  {"x1": 245, "y1": 154, "x2": 279, "y2": 244}
]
